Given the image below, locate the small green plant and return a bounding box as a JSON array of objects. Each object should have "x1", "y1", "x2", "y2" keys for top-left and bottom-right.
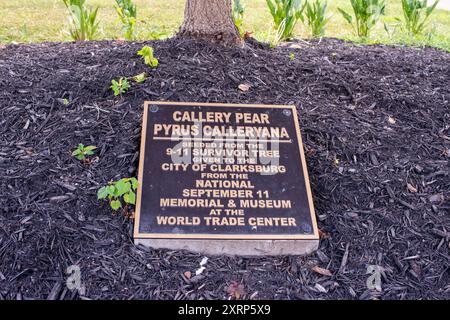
[
  {"x1": 137, "y1": 45, "x2": 159, "y2": 68},
  {"x1": 233, "y1": 0, "x2": 246, "y2": 37},
  {"x1": 97, "y1": 177, "x2": 138, "y2": 211},
  {"x1": 115, "y1": 0, "x2": 137, "y2": 40},
  {"x1": 132, "y1": 72, "x2": 147, "y2": 83},
  {"x1": 62, "y1": 0, "x2": 99, "y2": 41},
  {"x1": 338, "y1": 0, "x2": 386, "y2": 38},
  {"x1": 290, "y1": 52, "x2": 296, "y2": 60},
  {"x1": 62, "y1": 98, "x2": 70, "y2": 105},
  {"x1": 111, "y1": 77, "x2": 131, "y2": 96},
  {"x1": 302, "y1": 0, "x2": 330, "y2": 37},
  {"x1": 266, "y1": 0, "x2": 306, "y2": 41},
  {"x1": 72, "y1": 143, "x2": 97, "y2": 161},
  {"x1": 400, "y1": 0, "x2": 439, "y2": 35}
]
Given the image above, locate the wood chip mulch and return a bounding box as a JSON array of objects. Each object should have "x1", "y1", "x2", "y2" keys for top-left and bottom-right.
[{"x1": 0, "y1": 38, "x2": 449, "y2": 300}]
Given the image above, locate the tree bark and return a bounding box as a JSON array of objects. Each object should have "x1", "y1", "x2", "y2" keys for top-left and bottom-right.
[{"x1": 177, "y1": 0, "x2": 242, "y2": 47}]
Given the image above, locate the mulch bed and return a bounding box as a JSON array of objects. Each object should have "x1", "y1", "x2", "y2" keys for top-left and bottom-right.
[{"x1": 0, "y1": 38, "x2": 449, "y2": 300}]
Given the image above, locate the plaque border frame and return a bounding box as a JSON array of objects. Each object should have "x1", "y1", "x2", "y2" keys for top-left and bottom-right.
[{"x1": 134, "y1": 101, "x2": 319, "y2": 241}]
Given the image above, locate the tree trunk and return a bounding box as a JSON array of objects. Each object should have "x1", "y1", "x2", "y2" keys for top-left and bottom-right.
[{"x1": 178, "y1": 0, "x2": 242, "y2": 47}]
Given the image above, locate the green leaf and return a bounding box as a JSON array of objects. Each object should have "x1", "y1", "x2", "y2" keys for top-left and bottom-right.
[
  {"x1": 129, "y1": 191, "x2": 136, "y2": 204},
  {"x1": 137, "y1": 46, "x2": 150, "y2": 57},
  {"x1": 266, "y1": 0, "x2": 276, "y2": 18},
  {"x1": 124, "y1": 191, "x2": 136, "y2": 205},
  {"x1": 97, "y1": 186, "x2": 109, "y2": 199},
  {"x1": 123, "y1": 193, "x2": 130, "y2": 204},
  {"x1": 426, "y1": 0, "x2": 439, "y2": 16},
  {"x1": 106, "y1": 185, "x2": 115, "y2": 197},
  {"x1": 115, "y1": 179, "x2": 131, "y2": 196},
  {"x1": 84, "y1": 145, "x2": 97, "y2": 152},
  {"x1": 111, "y1": 77, "x2": 130, "y2": 96},
  {"x1": 137, "y1": 46, "x2": 159, "y2": 68},
  {"x1": 338, "y1": 8, "x2": 352, "y2": 24},
  {"x1": 133, "y1": 72, "x2": 147, "y2": 83},
  {"x1": 150, "y1": 58, "x2": 159, "y2": 68},
  {"x1": 110, "y1": 200, "x2": 121, "y2": 210},
  {"x1": 122, "y1": 78, "x2": 131, "y2": 90},
  {"x1": 130, "y1": 178, "x2": 138, "y2": 190}
]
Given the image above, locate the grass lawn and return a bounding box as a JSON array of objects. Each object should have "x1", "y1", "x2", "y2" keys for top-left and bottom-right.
[{"x1": 0, "y1": 0, "x2": 449, "y2": 51}]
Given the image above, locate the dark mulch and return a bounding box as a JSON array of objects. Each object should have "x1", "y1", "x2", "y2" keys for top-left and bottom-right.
[{"x1": 0, "y1": 38, "x2": 449, "y2": 300}]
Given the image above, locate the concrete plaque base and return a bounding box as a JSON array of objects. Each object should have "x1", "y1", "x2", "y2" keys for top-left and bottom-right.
[{"x1": 134, "y1": 238, "x2": 319, "y2": 256}]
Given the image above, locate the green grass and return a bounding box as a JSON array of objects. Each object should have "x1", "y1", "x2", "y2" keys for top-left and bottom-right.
[{"x1": 0, "y1": 0, "x2": 449, "y2": 51}]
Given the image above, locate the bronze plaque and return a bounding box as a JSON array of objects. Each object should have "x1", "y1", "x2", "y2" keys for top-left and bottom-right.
[{"x1": 134, "y1": 101, "x2": 318, "y2": 241}]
